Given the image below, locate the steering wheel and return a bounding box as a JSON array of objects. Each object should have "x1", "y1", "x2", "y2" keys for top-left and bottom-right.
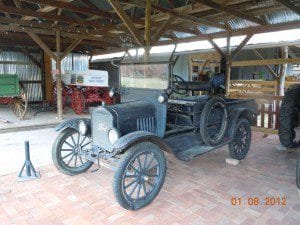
[{"x1": 172, "y1": 74, "x2": 188, "y2": 95}]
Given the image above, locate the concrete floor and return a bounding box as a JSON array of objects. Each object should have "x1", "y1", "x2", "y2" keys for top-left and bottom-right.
[
  {"x1": 0, "y1": 130, "x2": 299, "y2": 225},
  {"x1": 0, "y1": 106, "x2": 89, "y2": 132}
]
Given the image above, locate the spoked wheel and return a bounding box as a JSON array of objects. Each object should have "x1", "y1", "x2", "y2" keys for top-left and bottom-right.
[
  {"x1": 200, "y1": 97, "x2": 228, "y2": 146},
  {"x1": 10, "y1": 83, "x2": 28, "y2": 119},
  {"x1": 228, "y1": 118, "x2": 251, "y2": 160},
  {"x1": 71, "y1": 89, "x2": 85, "y2": 114},
  {"x1": 113, "y1": 142, "x2": 166, "y2": 210},
  {"x1": 52, "y1": 128, "x2": 93, "y2": 175}
]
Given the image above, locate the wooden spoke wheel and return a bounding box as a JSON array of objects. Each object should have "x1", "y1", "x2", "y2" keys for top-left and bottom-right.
[
  {"x1": 9, "y1": 83, "x2": 28, "y2": 119},
  {"x1": 71, "y1": 89, "x2": 85, "y2": 114}
]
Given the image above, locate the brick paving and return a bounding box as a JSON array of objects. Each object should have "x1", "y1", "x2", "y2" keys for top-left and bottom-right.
[{"x1": 0, "y1": 132, "x2": 299, "y2": 225}]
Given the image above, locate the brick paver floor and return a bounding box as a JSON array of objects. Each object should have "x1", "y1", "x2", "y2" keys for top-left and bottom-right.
[{"x1": 0, "y1": 132, "x2": 299, "y2": 225}]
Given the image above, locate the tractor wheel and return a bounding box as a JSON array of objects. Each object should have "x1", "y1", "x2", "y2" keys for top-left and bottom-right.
[
  {"x1": 279, "y1": 84, "x2": 300, "y2": 147},
  {"x1": 71, "y1": 89, "x2": 85, "y2": 114},
  {"x1": 200, "y1": 97, "x2": 228, "y2": 146}
]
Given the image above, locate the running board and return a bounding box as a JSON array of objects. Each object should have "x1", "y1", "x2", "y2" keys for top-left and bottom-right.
[{"x1": 164, "y1": 132, "x2": 230, "y2": 161}]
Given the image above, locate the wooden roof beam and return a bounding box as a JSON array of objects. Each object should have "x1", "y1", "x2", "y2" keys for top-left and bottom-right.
[
  {"x1": 231, "y1": 33, "x2": 253, "y2": 59},
  {"x1": 152, "y1": 15, "x2": 173, "y2": 44},
  {"x1": 276, "y1": 0, "x2": 300, "y2": 15},
  {"x1": 107, "y1": 0, "x2": 145, "y2": 46},
  {"x1": 22, "y1": 0, "x2": 75, "y2": 20},
  {"x1": 27, "y1": 31, "x2": 58, "y2": 60},
  {"x1": 21, "y1": 0, "x2": 119, "y2": 20},
  {"x1": 121, "y1": 0, "x2": 227, "y2": 30},
  {"x1": 0, "y1": 5, "x2": 112, "y2": 31},
  {"x1": 194, "y1": 0, "x2": 265, "y2": 25}
]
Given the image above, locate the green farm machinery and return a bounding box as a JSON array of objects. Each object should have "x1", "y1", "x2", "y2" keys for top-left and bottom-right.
[{"x1": 0, "y1": 74, "x2": 28, "y2": 119}]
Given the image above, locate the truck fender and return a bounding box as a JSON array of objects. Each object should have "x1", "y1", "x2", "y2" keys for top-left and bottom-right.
[
  {"x1": 111, "y1": 131, "x2": 171, "y2": 155},
  {"x1": 227, "y1": 108, "x2": 255, "y2": 138},
  {"x1": 55, "y1": 118, "x2": 91, "y2": 133}
]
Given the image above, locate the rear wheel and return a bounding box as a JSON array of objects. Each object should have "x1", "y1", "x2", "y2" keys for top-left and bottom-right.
[
  {"x1": 52, "y1": 128, "x2": 93, "y2": 175},
  {"x1": 228, "y1": 118, "x2": 251, "y2": 160},
  {"x1": 113, "y1": 142, "x2": 166, "y2": 210}
]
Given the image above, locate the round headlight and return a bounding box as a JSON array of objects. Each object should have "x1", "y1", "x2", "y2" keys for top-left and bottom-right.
[
  {"x1": 109, "y1": 89, "x2": 115, "y2": 97},
  {"x1": 78, "y1": 120, "x2": 87, "y2": 136},
  {"x1": 158, "y1": 95, "x2": 165, "y2": 103},
  {"x1": 108, "y1": 128, "x2": 120, "y2": 144}
]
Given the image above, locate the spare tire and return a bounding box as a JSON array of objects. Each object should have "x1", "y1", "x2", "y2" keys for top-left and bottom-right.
[
  {"x1": 200, "y1": 97, "x2": 228, "y2": 146},
  {"x1": 279, "y1": 84, "x2": 300, "y2": 147}
]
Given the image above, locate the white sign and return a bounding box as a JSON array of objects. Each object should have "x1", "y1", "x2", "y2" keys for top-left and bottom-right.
[{"x1": 62, "y1": 70, "x2": 109, "y2": 87}]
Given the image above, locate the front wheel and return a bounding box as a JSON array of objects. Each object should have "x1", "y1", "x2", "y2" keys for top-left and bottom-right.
[
  {"x1": 52, "y1": 128, "x2": 93, "y2": 175},
  {"x1": 113, "y1": 142, "x2": 166, "y2": 210},
  {"x1": 228, "y1": 118, "x2": 251, "y2": 160}
]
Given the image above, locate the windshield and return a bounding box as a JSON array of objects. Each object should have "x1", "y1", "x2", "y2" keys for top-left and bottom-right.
[{"x1": 120, "y1": 63, "x2": 169, "y2": 89}]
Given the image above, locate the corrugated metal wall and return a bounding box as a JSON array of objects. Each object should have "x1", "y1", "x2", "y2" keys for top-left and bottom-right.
[
  {"x1": 0, "y1": 51, "x2": 43, "y2": 102},
  {"x1": 52, "y1": 53, "x2": 89, "y2": 72}
]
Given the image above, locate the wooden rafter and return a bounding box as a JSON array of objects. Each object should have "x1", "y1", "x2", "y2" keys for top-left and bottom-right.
[
  {"x1": 120, "y1": 0, "x2": 226, "y2": 30},
  {"x1": 231, "y1": 34, "x2": 253, "y2": 59},
  {"x1": 0, "y1": 5, "x2": 113, "y2": 31},
  {"x1": 108, "y1": 0, "x2": 145, "y2": 46},
  {"x1": 276, "y1": 0, "x2": 300, "y2": 15},
  {"x1": 26, "y1": 32, "x2": 58, "y2": 60},
  {"x1": 194, "y1": 0, "x2": 265, "y2": 25},
  {"x1": 21, "y1": 0, "x2": 119, "y2": 20},
  {"x1": 152, "y1": 16, "x2": 173, "y2": 44},
  {"x1": 207, "y1": 37, "x2": 226, "y2": 58},
  {"x1": 60, "y1": 38, "x2": 83, "y2": 60},
  {"x1": 22, "y1": 0, "x2": 75, "y2": 20}
]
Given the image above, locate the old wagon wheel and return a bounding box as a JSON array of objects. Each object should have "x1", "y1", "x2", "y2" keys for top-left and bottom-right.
[
  {"x1": 10, "y1": 83, "x2": 28, "y2": 119},
  {"x1": 71, "y1": 89, "x2": 85, "y2": 114}
]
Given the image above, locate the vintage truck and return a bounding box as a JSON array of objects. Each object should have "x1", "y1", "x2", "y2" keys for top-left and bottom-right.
[{"x1": 52, "y1": 62, "x2": 258, "y2": 210}]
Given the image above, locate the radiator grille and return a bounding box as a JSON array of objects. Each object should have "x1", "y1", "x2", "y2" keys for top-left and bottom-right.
[{"x1": 136, "y1": 117, "x2": 155, "y2": 132}]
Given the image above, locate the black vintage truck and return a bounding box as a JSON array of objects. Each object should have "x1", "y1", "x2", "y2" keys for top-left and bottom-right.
[{"x1": 52, "y1": 62, "x2": 258, "y2": 210}]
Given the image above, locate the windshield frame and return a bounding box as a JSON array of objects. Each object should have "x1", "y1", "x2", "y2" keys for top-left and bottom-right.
[{"x1": 119, "y1": 62, "x2": 171, "y2": 90}]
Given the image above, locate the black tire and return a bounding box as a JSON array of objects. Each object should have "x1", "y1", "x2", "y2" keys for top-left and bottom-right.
[
  {"x1": 297, "y1": 160, "x2": 300, "y2": 189},
  {"x1": 279, "y1": 85, "x2": 300, "y2": 147},
  {"x1": 52, "y1": 128, "x2": 93, "y2": 175},
  {"x1": 113, "y1": 142, "x2": 166, "y2": 210},
  {"x1": 200, "y1": 97, "x2": 228, "y2": 146},
  {"x1": 228, "y1": 118, "x2": 251, "y2": 160}
]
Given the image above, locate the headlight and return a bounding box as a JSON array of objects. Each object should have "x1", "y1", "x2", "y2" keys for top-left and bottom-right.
[
  {"x1": 78, "y1": 120, "x2": 87, "y2": 136},
  {"x1": 158, "y1": 95, "x2": 165, "y2": 103},
  {"x1": 108, "y1": 128, "x2": 120, "y2": 144},
  {"x1": 109, "y1": 89, "x2": 115, "y2": 97}
]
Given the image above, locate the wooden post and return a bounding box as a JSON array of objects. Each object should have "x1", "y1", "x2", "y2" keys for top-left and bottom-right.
[
  {"x1": 56, "y1": 30, "x2": 63, "y2": 120},
  {"x1": 277, "y1": 46, "x2": 288, "y2": 96},
  {"x1": 144, "y1": 0, "x2": 151, "y2": 62},
  {"x1": 43, "y1": 52, "x2": 52, "y2": 102},
  {"x1": 225, "y1": 33, "x2": 231, "y2": 96}
]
